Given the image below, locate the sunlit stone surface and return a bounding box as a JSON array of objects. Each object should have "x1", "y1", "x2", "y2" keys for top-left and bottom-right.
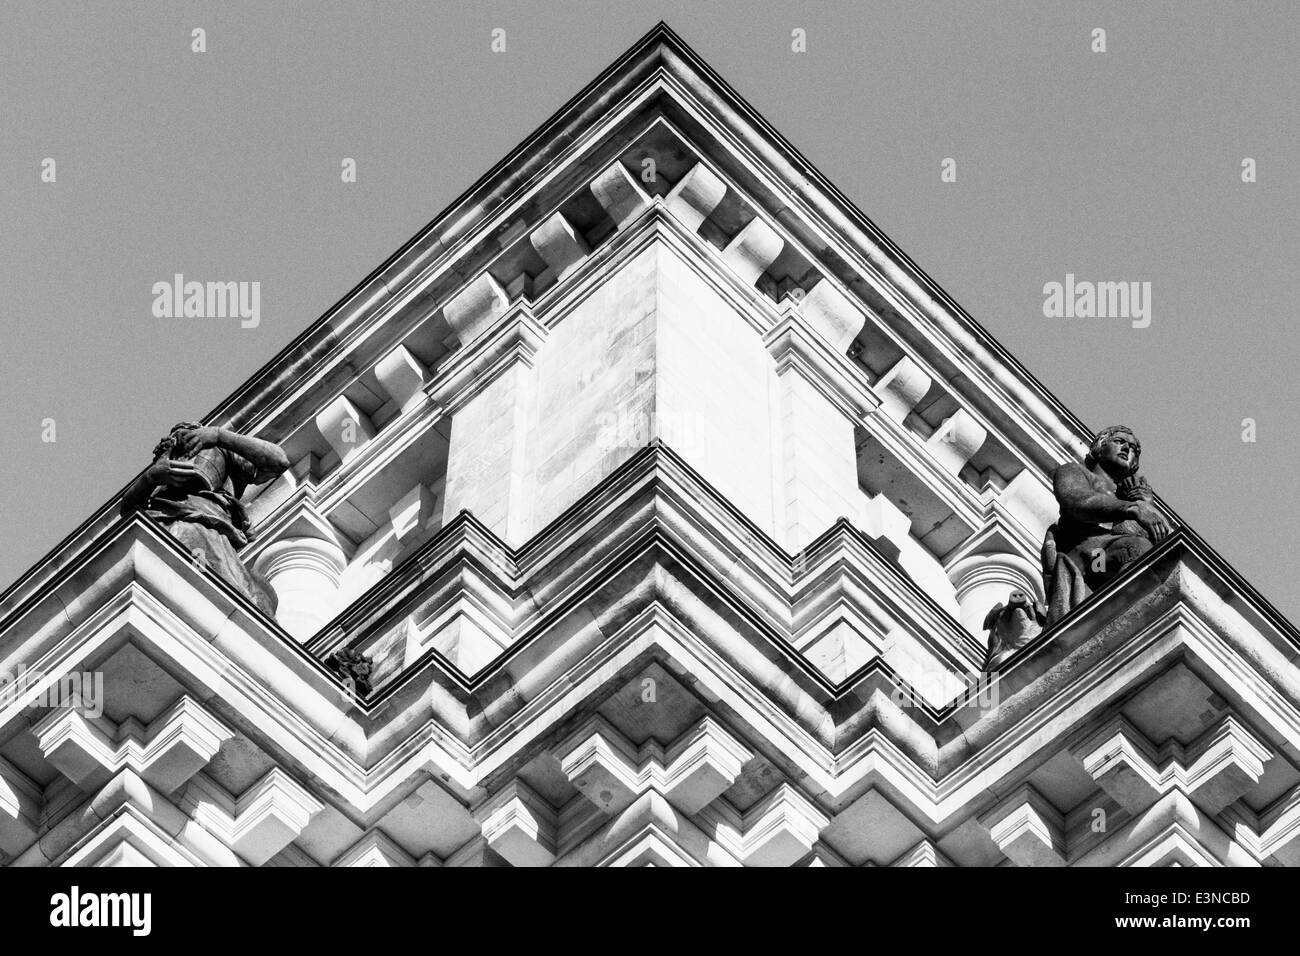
[{"x1": 1, "y1": 25, "x2": 1295, "y2": 869}]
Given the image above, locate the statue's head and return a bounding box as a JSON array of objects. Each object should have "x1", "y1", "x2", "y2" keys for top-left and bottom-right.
[
  {"x1": 151, "y1": 421, "x2": 201, "y2": 460},
  {"x1": 1084, "y1": 425, "x2": 1141, "y2": 477}
]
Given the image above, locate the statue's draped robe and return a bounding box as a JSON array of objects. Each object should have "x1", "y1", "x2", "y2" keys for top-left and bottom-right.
[
  {"x1": 1043, "y1": 463, "x2": 1154, "y2": 625},
  {"x1": 141, "y1": 447, "x2": 278, "y2": 616}
]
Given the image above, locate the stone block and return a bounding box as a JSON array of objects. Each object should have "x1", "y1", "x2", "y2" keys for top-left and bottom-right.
[
  {"x1": 589, "y1": 161, "x2": 651, "y2": 229},
  {"x1": 721, "y1": 216, "x2": 784, "y2": 285},
  {"x1": 181, "y1": 768, "x2": 324, "y2": 867},
  {"x1": 926, "y1": 409, "x2": 988, "y2": 476},
  {"x1": 374, "y1": 344, "x2": 428, "y2": 413},
  {"x1": 800, "y1": 278, "x2": 867, "y2": 353},
  {"x1": 664, "y1": 163, "x2": 726, "y2": 232},
  {"x1": 530, "y1": 210, "x2": 590, "y2": 282},
  {"x1": 979, "y1": 784, "x2": 1066, "y2": 866},
  {"x1": 314, "y1": 395, "x2": 377, "y2": 465},
  {"x1": 555, "y1": 717, "x2": 641, "y2": 815},
  {"x1": 474, "y1": 780, "x2": 558, "y2": 867},
  {"x1": 661, "y1": 717, "x2": 752, "y2": 815},
  {"x1": 739, "y1": 784, "x2": 829, "y2": 867},
  {"x1": 873, "y1": 356, "x2": 932, "y2": 422},
  {"x1": 443, "y1": 272, "x2": 509, "y2": 346},
  {"x1": 33, "y1": 696, "x2": 233, "y2": 794}
]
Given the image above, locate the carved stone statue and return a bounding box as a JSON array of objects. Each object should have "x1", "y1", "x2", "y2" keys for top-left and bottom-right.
[
  {"x1": 121, "y1": 422, "x2": 290, "y2": 616},
  {"x1": 983, "y1": 590, "x2": 1047, "y2": 670},
  {"x1": 327, "y1": 647, "x2": 375, "y2": 698},
  {"x1": 1041, "y1": 425, "x2": 1172, "y2": 625}
]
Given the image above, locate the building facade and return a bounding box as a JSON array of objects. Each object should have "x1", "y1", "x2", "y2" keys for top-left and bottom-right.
[{"x1": 2, "y1": 25, "x2": 1298, "y2": 867}]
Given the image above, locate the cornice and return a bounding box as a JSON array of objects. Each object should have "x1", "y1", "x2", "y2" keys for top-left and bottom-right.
[
  {"x1": 3, "y1": 447, "x2": 1299, "y2": 850},
  {"x1": 3, "y1": 26, "x2": 1291, "y2": 665}
]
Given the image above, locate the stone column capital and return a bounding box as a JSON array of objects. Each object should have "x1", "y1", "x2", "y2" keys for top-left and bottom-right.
[{"x1": 253, "y1": 536, "x2": 346, "y2": 585}]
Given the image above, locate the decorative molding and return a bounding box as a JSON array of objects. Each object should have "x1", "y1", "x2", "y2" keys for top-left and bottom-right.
[
  {"x1": 314, "y1": 395, "x2": 377, "y2": 466},
  {"x1": 428, "y1": 302, "x2": 548, "y2": 417},
  {"x1": 697, "y1": 783, "x2": 831, "y2": 867},
  {"x1": 442, "y1": 272, "x2": 510, "y2": 347},
  {"x1": 873, "y1": 355, "x2": 932, "y2": 422},
  {"x1": 333, "y1": 828, "x2": 417, "y2": 867},
  {"x1": 180, "y1": 768, "x2": 324, "y2": 866},
  {"x1": 764, "y1": 312, "x2": 880, "y2": 424},
  {"x1": 1072, "y1": 713, "x2": 1272, "y2": 816},
  {"x1": 374, "y1": 344, "x2": 429, "y2": 413},
  {"x1": 891, "y1": 839, "x2": 954, "y2": 867},
  {"x1": 473, "y1": 779, "x2": 558, "y2": 867},
  {"x1": 32, "y1": 696, "x2": 233, "y2": 794},
  {"x1": 529, "y1": 210, "x2": 591, "y2": 282},
  {"x1": 590, "y1": 160, "x2": 652, "y2": 229},
  {"x1": 979, "y1": 784, "x2": 1067, "y2": 867},
  {"x1": 799, "y1": 278, "x2": 868, "y2": 354},
  {"x1": 721, "y1": 215, "x2": 784, "y2": 286},
  {"x1": 663, "y1": 162, "x2": 726, "y2": 232},
  {"x1": 555, "y1": 715, "x2": 752, "y2": 817},
  {"x1": 926, "y1": 409, "x2": 989, "y2": 476}
]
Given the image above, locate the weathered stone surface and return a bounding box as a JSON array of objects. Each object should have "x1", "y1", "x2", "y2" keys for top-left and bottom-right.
[
  {"x1": 663, "y1": 162, "x2": 726, "y2": 232},
  {"x1": 589, "y1": 160, "x2": 651, "y2": 229},
  {"x1": 120, "y1": 422, "x2": 290, "y2": 615},
  {"x1": 1043, "y1": 426, "x2": 1174, "y2": 624},
  {"x1": 3, "y1": 27, "x2": 1291, "y2": 874}
]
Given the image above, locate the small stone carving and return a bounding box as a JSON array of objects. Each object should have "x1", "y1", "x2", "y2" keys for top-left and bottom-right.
[
  {"x1": 121, "y1": 422, "x2": 290, "y2": 615},
  {"x1": 983, "y1": 591, "x2": 1047, "y2": 670},
  {"x1": 1041, "y1": 425, "x2": 1172, "y2": 625},
  {"x1": 326, "y1": 647, "x2": 374, "y2": 697}
]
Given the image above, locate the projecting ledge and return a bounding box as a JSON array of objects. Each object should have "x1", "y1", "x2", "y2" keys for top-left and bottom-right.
[
  {"x1": 943, "y1": 531, "x2": 1300, "y2": 767},
  {"x1": 764, "y1": 313, "x2": 880, "y2": 424},
  {"x1": 428, "y1": 303, "x2": 548, "y2": 416}
]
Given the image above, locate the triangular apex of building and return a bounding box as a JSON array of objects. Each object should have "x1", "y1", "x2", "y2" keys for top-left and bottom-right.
[{"x1": 3, "y1": 23, "x2": 1298, "y2": 869}]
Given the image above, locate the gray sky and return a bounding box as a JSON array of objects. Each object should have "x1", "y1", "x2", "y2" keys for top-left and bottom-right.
[{"x1": 3, "y1": 1, "x2": 1297, "y2": 621}]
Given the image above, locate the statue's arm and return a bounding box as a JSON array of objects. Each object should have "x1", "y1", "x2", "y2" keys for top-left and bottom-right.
[
  {"x1": 120, "y1": 425, "x2": 288, "y2": 518},
  {"x1": 1053, "y1": 462, "x2": 1172, "y2": 542},
  {"x1": 120, "y1": 455, "x2": 212, "y2": 516},
  {"x1": 213, "y1": 427, "x2": 290, "y2": 484},
  {"x1": 1052, "y1": 462, "x2": 1139, "y2": 523}
]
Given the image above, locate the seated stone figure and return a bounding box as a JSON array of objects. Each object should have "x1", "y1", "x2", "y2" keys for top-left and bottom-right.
[
  {"x1": 1041, "y1": 425, "x2": 1171, "y2": 625},
  {"x1": 121, "y1": 422, "x2": 290, "y2": 616}
]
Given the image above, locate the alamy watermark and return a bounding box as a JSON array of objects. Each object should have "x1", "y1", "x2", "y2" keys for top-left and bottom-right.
[
  {"x1": 1042, "y1": 274, "x2": 1151, "y2": 329},
  {"x1": 891, "y1": 669, "x2": 999, "y2": 712},
  {"x1": 151, "y1": 274, "x2": 260, "y2": 328},
  {"x1": 0, "y1": 665, "x2": 104, "y2": 718},
  {"x1": 50, "y1": 886, "x2": 151, "y2": 936}
]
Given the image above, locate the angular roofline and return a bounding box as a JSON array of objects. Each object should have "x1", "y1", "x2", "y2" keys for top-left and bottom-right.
[
  {"x1": 1, "y1": 22, "x2": 1290, "y2": 639},
  {"x1": 210, "y1": 22, "x2": 691, "y2": 429},
  {"x1": 206, "y1": 21, "x2": 1090, "y2": 452}
]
